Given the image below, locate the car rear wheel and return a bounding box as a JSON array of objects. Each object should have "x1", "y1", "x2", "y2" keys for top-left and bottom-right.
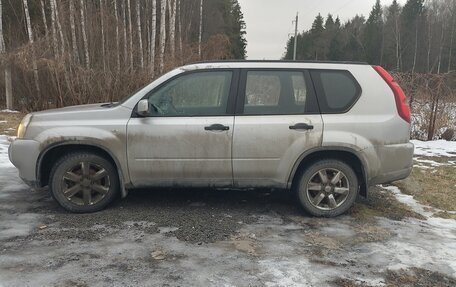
[
  {"x1": 295, "y1": 159, "x2": 358, "y2": 217},
  {"x1": 50, "y1": 152, "x2": 119, "y2": 213}
]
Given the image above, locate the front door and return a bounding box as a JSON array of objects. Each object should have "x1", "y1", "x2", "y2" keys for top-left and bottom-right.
[
  {"x1": 232, "y1": 69, "x2": 323, "y2": 188},
  {"x1": 127, "y1": 70, "x2": 237, "y2": 188}
]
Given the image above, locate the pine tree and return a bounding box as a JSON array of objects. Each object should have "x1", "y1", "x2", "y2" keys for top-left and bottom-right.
[
  {"x1": 335, "y1": 16, "x2": 341, "y2": 28},
  {"x1": 363, "y1": 0, "x2": 383, "y2": 64},
  {"x1": 311, "y1": 14, "x2": 325, "y2": 60},
  {"x1": 229, "y1": 0, "x2": 247, "y2": 59},
  {"x1": 325, "y1": 14, "x2": 335, "y2": 30},
  {"x1": 401, "y1": 0, "x2": 424, "y2": 71},
  {"x1": 311, "y1": 14, "x2": 325, "y2": 34}
]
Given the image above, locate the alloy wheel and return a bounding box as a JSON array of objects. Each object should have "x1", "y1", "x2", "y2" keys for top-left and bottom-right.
[
  {"x1": 305, "y1": 168, "x2": 350, "y2": 211},
  {"x1": 61, "y1": 161, "x2": 111, "y2": 206}
]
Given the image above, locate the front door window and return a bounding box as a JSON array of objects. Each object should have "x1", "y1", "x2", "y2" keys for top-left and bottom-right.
[{"x1": 147, "y1": 71, "x2": 233, "y2": 116}]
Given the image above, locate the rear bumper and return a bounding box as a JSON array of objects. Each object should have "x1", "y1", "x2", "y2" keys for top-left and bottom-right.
[
  {"x1": 369, "y1": 142, "x2": 414, "y2": 185},
  {"x1": 8, "y1": 139, "x2": 41, "y2": 187},
  {"x1": 370, "y1": 166, "x2": 413, "y2": 185}
]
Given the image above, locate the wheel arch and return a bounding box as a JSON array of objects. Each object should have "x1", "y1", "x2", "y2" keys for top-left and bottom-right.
[
  {"x1": 37, "y1": 141, "x2": 129, "y2": 198},
  {"x1": 288, "y1": 147, "x2": 368, "y2": 197}
]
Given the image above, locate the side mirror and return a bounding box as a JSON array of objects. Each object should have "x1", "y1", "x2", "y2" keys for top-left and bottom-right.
[{"x1": 137, "y1": 99, "x2": 149, "y2": 116}]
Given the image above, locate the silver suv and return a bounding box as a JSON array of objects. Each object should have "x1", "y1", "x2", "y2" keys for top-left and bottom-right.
[{"x1": 9, "y1": 61, "x2": 413, "y2": 217}]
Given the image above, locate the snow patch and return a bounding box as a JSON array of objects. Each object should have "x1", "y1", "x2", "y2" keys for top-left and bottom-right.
[
  {"x1": 412, "y1": 140, "x2": 456, "y2": 157},
  {"x1": 0, "y1": 213, "x2": 41, "y2": 240},
  {"x1": 414, "y1": 158, "x2": 455, "y2": 167},
  {"x1": 384, "y1": 185, "x2": 456, "y2": 215},
  {"x1": 258, "y1": 258, "x2": 333, "y2": 287},
  {"x1": 0, "y1": 135, "x2": 42, "y2": 241},
  {"x1": 0, "y1": 136, "x2": 14, "y2": 169},
  {"x1": 0, "y1": 109, "x2": 19, "y2": 113}
]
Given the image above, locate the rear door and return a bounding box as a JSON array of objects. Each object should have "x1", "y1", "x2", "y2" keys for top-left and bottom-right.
[
  {"x1": 127, "y1": 69, "x2": 238, "y2": 187},
  {"x1": 232, "y1": 69, "x2": 323, "y2": 188}
]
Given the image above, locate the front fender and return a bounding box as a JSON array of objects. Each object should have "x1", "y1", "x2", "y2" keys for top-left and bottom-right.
[{"x1": 35, "y1": 127, "x2": 130, "y2": 197}]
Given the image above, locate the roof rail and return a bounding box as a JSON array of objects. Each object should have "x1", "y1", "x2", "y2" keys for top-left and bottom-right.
[{"x1": 190, "y1": 59, "x2": 369, "y2": 65}]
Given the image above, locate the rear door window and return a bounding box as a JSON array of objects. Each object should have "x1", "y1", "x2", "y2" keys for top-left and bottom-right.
[
  {"x1": 238, "y1": 70, "x2": 319, "y2": 115},
  {"x1": 310, "y1": 70, "x2": 361, "y2": 113}
]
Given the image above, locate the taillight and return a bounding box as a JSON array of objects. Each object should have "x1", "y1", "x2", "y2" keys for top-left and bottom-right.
[{"x1": 372, "y1": 66, "x2": 411, "y2": 123}]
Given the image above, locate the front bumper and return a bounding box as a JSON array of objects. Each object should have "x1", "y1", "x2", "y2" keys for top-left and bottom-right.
[{"x1": 8, "y1": 139, "x2": 41, "y2": 187}]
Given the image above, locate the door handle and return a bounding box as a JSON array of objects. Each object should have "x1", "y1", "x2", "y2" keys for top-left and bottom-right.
[
  {"x1": 289, "y1": 123, "x2": 314, "y2": 130},
  {"x1": 204, "y1": 124, "x2": 230, "y2": 131}
]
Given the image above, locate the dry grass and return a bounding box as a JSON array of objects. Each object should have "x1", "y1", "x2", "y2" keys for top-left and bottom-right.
[
  {"x1": 334, "y1": 267, "x2": 456, "y2": 287},
  {"x1": 395, "y1": 162, "x2": 456, "y2": 212},
  {"x1": 385, "y1": 267, "x2": 456, "y2": 287},
  {"x1": 349, "y1": 187, "x2": 425, "y2": 221},
  {"x1": 434, "y1": 211, "x2": 456, "y2": 220},
  {"x1": 0, "y1": 112, "x2": 24, "y2": 136}
]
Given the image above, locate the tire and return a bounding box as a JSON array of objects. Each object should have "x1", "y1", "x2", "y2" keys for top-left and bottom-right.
[
  {"x1": 295, "y1": 159, "x2": 358, "y2": 217},
  {"x1": 49, "y1": 152, "x2": 120, "y2": 213}
]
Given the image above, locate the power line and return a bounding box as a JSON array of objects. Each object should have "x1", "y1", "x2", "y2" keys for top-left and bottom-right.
[{"x1": 333, "y1": 0, "x2": 357, "y2": 15}]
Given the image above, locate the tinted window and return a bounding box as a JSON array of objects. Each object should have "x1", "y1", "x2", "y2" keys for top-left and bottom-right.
[
  {"x1": 147, "y1": 71, "x2": 232, "y2": 116},
  {"x1": 242, "y1": 71, "x2": 312, "y2": 115},
  {"x1": 311, "y1": 70, "x2": 360, "y2": 113}
]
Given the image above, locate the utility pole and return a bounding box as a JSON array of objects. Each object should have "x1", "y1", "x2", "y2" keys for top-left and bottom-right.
[
  {"x1": 293, "y1": 13, "x2": 299, "y2": 61},
  {"x1": 293, "y1": 13, "x2": 298, "y2": 60}
]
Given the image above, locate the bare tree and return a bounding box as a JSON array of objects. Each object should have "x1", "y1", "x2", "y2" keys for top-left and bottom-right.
[
  {"x1": 412, "y1": 20, "x2": 419, "y2": 73},
  {"x1": 437, "y1": 22, "x2": 445, "y2": 74},
  {"x1": 177, "y1": 0, "x2": 182, "y2": 62},
  {"x1": 0, "y1": 0, "x2": 247, "y2": 111},
  {"x1": 100, "y1": 0, "x2": 106, "y2": 71},
  {"x1": 449, "y1": 22, "x2": 455, "y2": 72},
  {"x1": 0, "y1": 0, "x2": 5, "y2": 62},
  {"x1": 22, "y1": 0, "x2": 41, "y2": 97},
  {"x1": 136, "y1": 0, "x2": 144, "y2": 68},
  {"x1": 427, "y1": 16, "x2": 432, "y2": 72},
  {"x1": 40, "y1": 0, "x2": 49, "y2": 38},
  {"x1": 80, "y1": 0, "x2": 90, "y2": 68},
  {"x1": 127, "y1": 0, "x2": 133, "y2": 68},
  {"x1": 52, "y1": 0, "x2": 66, "y2": 56},
  {"x1": 113, "y1": 0, "x2": 121, "y2": 73},
  {"x1": 150, "y1": 0, "x2": 157, "y2": 76},
  {"x1": 168, "y1": 0, "x2": 177, "y2": 60},
  {"x1": 159, "y1": 0, "x2": 167, "y2": 73},
  {"x1": 448, "y1": 3, "x2": 455, "y2": 72},
  {"x1": 198, "y1": 0, "x2": 203, "y2": 58},
  {"x1": 49, "y1": 0, "x2": 58, "y2": 56},
  {"x1": 395, "y1": 15, "x2": 401, "y2": 70},
  {"x1": 0, "y1": 0, "x2": 12, "y2": 110},
  {"x1": 69, "y1": 0, "x2": 80, "y2": 63},
  {"x1": 122, "y1": 1, "x2": 128, "y2": 67}
]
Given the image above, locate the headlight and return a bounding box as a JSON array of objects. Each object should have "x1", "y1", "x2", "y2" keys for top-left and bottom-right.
[{"x1": 17, "y1": 114, "x2": 33, "y2": 139}]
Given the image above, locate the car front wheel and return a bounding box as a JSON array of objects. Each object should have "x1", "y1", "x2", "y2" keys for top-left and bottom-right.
[
  {"x1": 295, "y1": 159, "x2": 359, "y2": 217},
  {"x1": 49, "y1": 152, "x2": 119, "y2": 213}
]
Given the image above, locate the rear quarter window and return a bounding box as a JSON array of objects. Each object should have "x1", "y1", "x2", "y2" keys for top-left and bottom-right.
[{"x1": 310, "y1": 70, "x2": 361, "y2": 113}]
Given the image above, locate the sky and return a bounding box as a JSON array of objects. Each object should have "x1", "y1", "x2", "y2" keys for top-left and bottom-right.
[{"x1": 237, "y1": 0, "x2": 408, "y2": 60}]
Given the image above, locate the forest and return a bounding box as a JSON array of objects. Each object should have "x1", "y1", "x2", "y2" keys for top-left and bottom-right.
[
  {"x1": 284, "y1": 0, "x2": 456, "y2": 140},
  {"x1": 0, "y1": 0, "x2": 247, "y2": 111},
  {"x1": 284, "y1": 0, "x2": 453, "y2": 73}
]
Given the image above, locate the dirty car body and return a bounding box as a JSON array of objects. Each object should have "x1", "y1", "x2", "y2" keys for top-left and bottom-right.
[{"x1": 9, "y1": 61, "x2": 414, "y2": 216}]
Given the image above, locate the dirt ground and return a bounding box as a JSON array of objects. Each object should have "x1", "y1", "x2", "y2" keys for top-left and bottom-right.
[
  {"x1": 1, "y1": 166, "x2": 456, "y2": 286},
  {"x1": 1, "y1": 113, "x2": 455, "y2": 286}
]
